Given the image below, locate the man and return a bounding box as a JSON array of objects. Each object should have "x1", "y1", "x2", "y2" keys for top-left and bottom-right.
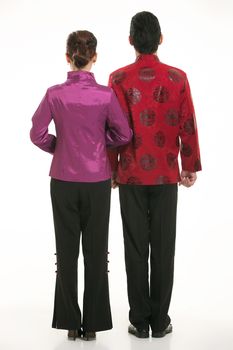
[{"x1": 108, "y1": 11, "x2": 202, "y2": 338}]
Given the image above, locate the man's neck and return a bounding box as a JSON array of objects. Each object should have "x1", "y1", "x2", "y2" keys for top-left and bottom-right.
[{"x1": 135, "y1": 51, "x2": 157, "y2": 57}]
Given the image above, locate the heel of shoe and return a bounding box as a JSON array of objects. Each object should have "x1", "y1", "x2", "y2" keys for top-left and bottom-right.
[
  {"x1": 67, "y1": 329, "x2": 82, "y2": 341},
  {"x1": 152, "y1": 324, "x2": 173, "y2": 338},
  {"x1": 82, "y1": 331, "x2": 96, "y2": 341}
]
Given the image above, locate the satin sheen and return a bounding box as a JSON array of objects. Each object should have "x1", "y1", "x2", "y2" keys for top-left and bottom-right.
[{"x1": 30, "y1": 71, "x2": 132, "y2": 182}]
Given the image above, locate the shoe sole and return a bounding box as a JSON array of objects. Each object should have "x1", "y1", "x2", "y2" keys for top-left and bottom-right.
[
  {"x1": 152, "y1": 328, "x2": 172, "y2": 338},
  {"x1": 128, "y1": 329, "x2": 149, "y2": 338},
  {"x1": 67, "y1": 335, "x2": 82, "y2": 341},
  {"x1": 82, "y1": 337, "x2": 96, "y2": 341},
  {"x1": 67, "y1": 332, "x2": 82, "y2": 341}
]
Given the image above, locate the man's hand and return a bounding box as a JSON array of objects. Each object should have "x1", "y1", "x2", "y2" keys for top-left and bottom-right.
[
  {"x1": 179, "y1": 170, "x2": 197, "y2": 187},
  {"x1": 111, "y1": 172, "x2": 119, "y2": 189}
]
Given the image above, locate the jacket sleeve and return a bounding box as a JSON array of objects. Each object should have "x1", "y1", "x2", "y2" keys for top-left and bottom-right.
[
  {"x1": 106, "y1": 74, "x2": 132, "y2": 172},
  {"x1": 179, "y1": 77, "x2": 202, "y2": 172},
  {"x1": 30, "y1": 90, "x2": 56, "y2": 154},
  {"x1": 106, "y1": 89, "x2": 132, "y2": 148}
]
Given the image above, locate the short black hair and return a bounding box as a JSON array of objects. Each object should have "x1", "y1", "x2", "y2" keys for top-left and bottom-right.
[{"x1": 130, "y1": 11, "x2": 161, "y2": 54}]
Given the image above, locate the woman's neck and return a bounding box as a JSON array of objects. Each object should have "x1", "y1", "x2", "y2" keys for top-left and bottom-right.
[{"x1": 70, "y1": 62, "x2": 92, "y2": 72}]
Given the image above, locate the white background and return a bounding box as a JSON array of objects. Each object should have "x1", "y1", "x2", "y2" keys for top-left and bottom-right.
[{"x1": 0, "y1": 0, "x2": 233, "y2": 349}]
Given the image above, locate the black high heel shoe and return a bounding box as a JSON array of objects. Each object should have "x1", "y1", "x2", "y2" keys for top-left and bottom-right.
[{"x1": 67, "y1": 329, "x2": 82, "y2": 340}]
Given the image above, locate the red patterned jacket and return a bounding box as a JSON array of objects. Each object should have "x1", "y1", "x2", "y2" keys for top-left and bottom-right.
[{"x1": 108, "y1": 54, "x2": 202, "y2": 185}]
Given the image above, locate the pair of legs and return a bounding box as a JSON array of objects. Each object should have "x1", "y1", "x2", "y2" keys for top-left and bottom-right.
[
  {"x1": 119, "y1": 183, "x2": 177, "y2": 333},
  {"x1": 50, "y1": 178, "x2": 112, "y2": 333}
]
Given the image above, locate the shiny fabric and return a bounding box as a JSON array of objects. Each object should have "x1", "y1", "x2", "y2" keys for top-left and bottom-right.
[
  {"x1": 108, "y1": 54, "x2": 202, "y2": 185},
  {"x1": 30, "y1": 70, "x2": 132, "y2": 182}
]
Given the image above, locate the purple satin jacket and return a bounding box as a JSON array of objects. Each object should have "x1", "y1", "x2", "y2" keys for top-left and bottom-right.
[{"x1": 30, "y1": 70, "x2": 132, "y2": 182}]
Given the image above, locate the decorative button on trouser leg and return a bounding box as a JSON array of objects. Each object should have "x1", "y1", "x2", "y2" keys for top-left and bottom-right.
[{"x1": 50, "y1": 178, "x2": 112, "y2": 331}]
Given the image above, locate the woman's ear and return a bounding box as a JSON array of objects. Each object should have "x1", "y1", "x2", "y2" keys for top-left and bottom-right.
[
  {"x1": 92, "y1": 53, "x2": 97, "y2": 63},
  {"x1": 129, "y1": 36, "x2": 133, "y2": 46},
  {"x1": 65, "y1": 53, "x2": 70, "y2": 63}
]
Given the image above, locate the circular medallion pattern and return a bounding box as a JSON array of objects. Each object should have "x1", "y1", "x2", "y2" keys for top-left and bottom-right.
[
  {"x1": 153, "y1": 86, "x2": 169, "y2": 103},
  {"x1": 166, "y1": 109, "x2": 179, "y2": 126},
  {"x1": 168, "y1": 69, "x2": 183, "y2": 83},
  {"x1": 139, "y1": 67, "x2": 156, "y2": 81},
  {"x1": 140, "y1": 109, "x2": 156, "y2": 126},
  {"x1": 126, "y1": 88, "x2": 141, "y2": 105},
  {"x1": 140, "y1": 154, "x2": 156, "y2": 171},
  {"x1": 112, "y1": 71, "x2": 126, "y2": 85}
]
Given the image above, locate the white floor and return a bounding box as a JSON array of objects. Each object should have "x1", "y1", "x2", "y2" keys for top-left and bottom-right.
[
  {"x1": 1, "y1": 192, "x2": 233, "y2": 350},
  {"x1": 1, "y1": 302, "x2": 233, "y2": 350}
]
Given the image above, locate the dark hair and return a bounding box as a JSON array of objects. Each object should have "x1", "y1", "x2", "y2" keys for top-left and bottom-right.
[
  {"x1": 66, "y1": 30, "x2": 97, "y2": 69},
  {"x1": 130, "y1": 11, "x2": 161, "y2": 54}
]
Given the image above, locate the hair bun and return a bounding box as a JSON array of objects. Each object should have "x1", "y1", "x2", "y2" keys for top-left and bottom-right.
[
  {"x1": 66, "y1": 30, "x2": 97, "y2": 69},
  {"x1": 72, "y1": 53, "x2": 89, "y2": 69}
]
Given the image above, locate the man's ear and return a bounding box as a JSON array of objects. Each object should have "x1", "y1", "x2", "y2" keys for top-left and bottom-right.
[
  {"x1": 159, "y1": 34, "x2": 163, "y2": 45},
  {"x1": 129, "y1": 36, "x2": 133, "y2": 46}
]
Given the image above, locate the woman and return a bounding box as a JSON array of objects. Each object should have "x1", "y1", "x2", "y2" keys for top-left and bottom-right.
[{"x1": 30, "y1": 30, "x2": 132, "y2": 341}]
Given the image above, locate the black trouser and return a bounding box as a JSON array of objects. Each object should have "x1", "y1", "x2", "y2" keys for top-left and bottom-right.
[
  {"x1": 50, "y1": 178, "x2": 112, "y2": 332},
  {"x1": 119, "y1": 183, "x2": 178, "y2": 332}
]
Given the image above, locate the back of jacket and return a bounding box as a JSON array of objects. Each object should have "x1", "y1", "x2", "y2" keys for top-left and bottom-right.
[
  {"x1": 30, "y1": 70, "x2": 132, "y2": 182},
  {"x1": 108, "y1": 54, "x2": 202, "y2": 185}
]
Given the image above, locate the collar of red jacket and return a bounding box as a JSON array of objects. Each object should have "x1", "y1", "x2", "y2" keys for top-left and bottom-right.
[{"x1": 136, "y1": 54, "x2": 160, "y2": 63}]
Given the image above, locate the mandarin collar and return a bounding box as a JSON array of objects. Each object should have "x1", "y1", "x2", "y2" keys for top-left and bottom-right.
[
  {"x1": 136, "y1": 54, "x2": 160, "y2": 63},
  {"x1": 67, "y1": 70, "x2": 95, "y2": 82}
]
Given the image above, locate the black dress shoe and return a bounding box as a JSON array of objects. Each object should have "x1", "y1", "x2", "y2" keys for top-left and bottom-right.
[
  {"x1": 82, "y1": 331, "x2": 96, "y2": 341},
  {"x1": 67, "y1": 329, "x2": 82, "y2": 340},
  {"x1": 128, "y1": 324, "x2": 149, "y2": 338},
  {"x1": 152, "y1": 324, "x2": 173, "y2": 338}
]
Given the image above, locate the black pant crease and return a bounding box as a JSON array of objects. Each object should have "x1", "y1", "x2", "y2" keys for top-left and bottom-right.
[{"x1": 119, "y1": 183, "x2": 177, "y2": 332}]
